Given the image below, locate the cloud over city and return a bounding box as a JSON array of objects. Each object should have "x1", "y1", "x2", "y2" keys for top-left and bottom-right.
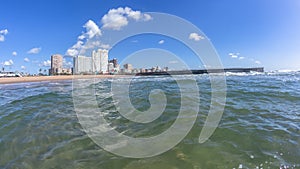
[
  {"x1": 2, "y1": 59, "x2": 14, "y2": 66},
  {"x1": 101, "y1": 7, "x2": 152, "y2": 30},
  {"x1": 66, "y1": 20, "x2": 103, "y2": 57},
  {"x1": 66, "y1": 7, "x2": 152, "y2": 57}
]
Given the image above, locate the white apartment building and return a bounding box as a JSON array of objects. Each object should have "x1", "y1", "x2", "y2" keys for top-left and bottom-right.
[
  {"x1": 92, "y1": 49, "x2": 108, "y2": 74},
  {"x1": 73, "y1": 55, "x2": 92, "y2": 74}
]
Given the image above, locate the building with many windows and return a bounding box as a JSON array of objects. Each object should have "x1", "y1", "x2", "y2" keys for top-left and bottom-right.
[
  {"x1": 73, "y1": 55, "x2": 92, "y2": 74},
  {"x1": 73, "y1": 49, "x2": 109, "y2": 74},
  {"x1": 50, "y1": 54, "x2": 63, "y2": 75},
  {"x1": 92, "y1": 49, "x2": 108, "y2": 74}
]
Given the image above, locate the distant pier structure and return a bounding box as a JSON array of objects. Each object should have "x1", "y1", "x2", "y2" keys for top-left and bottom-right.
[{"x1": 136, "y1": 67, "x2": 264, "y2": 76}]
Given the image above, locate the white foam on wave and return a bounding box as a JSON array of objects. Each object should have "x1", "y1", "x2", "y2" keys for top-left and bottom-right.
[{"x1": 225, "y1": 71, "x2": 264, "y2": 77}]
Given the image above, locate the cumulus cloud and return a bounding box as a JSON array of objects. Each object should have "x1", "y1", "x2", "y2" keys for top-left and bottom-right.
[
  {"x1": 239, "y1": 56, "x2": 245, "y2": 60},
  {"x1": 42, "y1": 60, "x2": 51, "y2": 67},
  {"x1": 12, "y1": 51, "x2": 17, "y2": 56},
  {"x1": 3, "y1": 59, "x2": 13, "y2": 66},
  {"x1": 158, "y1": 40, "x2": 164, "y2": 44},
  {"x1": 66, "y1": 48, "x2": 79, "y2": 57},
  {"x1": 101, "y1": 7, "x2": 152, "y2": 30},
  {"x1": 24, "y1": 57, "x2": 30, "y2": 62},
  {"x1": 66, "y1": 7, "x2": 151, "y2": 57},
  {"x1": 189, "y1": 33, "x2": 204, "y2": 41},
  {"x1": 21, "y1": 66, "x2": 26, "y2": 70},
  {"x1": 229, "y1": 53, "x2": 239, "y2": 58},
  {"x1": 27, "y1": 47, "x2": 41, "y2": 54},
  {"x1": 84, "y1": 20, "x2": 102, "y2": 39},
  {"x1": 65, "y1": 20, "x2": 102, "y2": 57},
  {"x1": 255, "y1": 60, "x2": 261, "y2": 64},
  {"x1": 0, "y1": 29, "x2": 8, "y2": 42}
]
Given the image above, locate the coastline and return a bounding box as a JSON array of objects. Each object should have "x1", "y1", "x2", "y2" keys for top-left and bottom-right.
[{"x1": 0, "y1": 75, "x2": 131, "y2": 85}]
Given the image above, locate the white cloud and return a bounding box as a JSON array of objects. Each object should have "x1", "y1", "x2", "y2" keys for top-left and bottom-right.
[
  {"x1": 78, "y1": 35, "x2": 85, "y2": 40},
  {"x1": 127, "y1": 10, "x2": 142, "y2": 20},
  {"x1": 24, "y1": 57, "x2": 30, "y2": 62},
  {"x1": 3, "y1": 59, "x2": 13, "y2": 66},
  {"x1": 84, "y1": 20, "x2": 102, "y2": 39},
  {"x1": 143, "y1": 14, "x2": 152, "y2": 21},
  {"x1": 21, "y1": 66, "x2": 26, "y2": 70},
  {"x1": 158, "y1": 40, "x2": 164, "y2": 44},
  {"x1": 12, "y1": 51, "x2": 17, "y2": 56},
  {"x1": 65, "y1": 40, "x2": 84, "y2": 57},
  {"x1": 189, "y1": 33, "x2": 204, "y2": 41},
  {"x1": 239, "y1": 56, "x2": 245, "y2": 60},
  {"x1": 66, "y1": 48, "x2": 79, "y2": 57},
  {"x1": 255, "y1": 60, "x2": 261, "y2": 64},
  {"x1": 42, "y1": 60, "x2": 51, "y2": 67},
  {"x1": 66, "y1": 7, "x2": 151, "y2": 57},
  {"x1": 229, "y1": 53, "x2": 239, "y2": 58},
  {"x1": 0, "y1": 29, "x2": 8, "y2": 42},
  {"x1": 27, "y1": 47, "x2": 41, "y2": 54},
  {"x1": 100, "y1": 44, "x2": 111, "y2": 49},
  {"x1": 66, "y1": 20, "x2": 102, "y2": 57},
  {"x1": 101, "y1": 7, "x2": 152, "y2": 30},
  {"x1": 0, "y1": 29, "x2": 8, "y2": 34},
  {"x1": 0, "y1": 35, "x2": 4, "y2": 42}
]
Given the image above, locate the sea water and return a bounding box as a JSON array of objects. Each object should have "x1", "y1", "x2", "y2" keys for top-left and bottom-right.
[{"x1": 0, "y1": 72, "x2": 299, "y2": 168}]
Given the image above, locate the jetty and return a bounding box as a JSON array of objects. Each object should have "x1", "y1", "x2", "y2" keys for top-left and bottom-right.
[{"x1": 136, "y1": 67, "x2": 264, "y2": 76}]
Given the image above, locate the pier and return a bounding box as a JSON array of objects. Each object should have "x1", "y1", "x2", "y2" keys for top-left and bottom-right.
[{"x1": 136, "y1": 67, "x2": 264, "y2": 76}]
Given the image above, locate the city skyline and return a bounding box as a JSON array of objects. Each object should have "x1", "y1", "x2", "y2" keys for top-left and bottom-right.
[{"x1": 1, "y1": 0, "x2": 300, "y2": 74}]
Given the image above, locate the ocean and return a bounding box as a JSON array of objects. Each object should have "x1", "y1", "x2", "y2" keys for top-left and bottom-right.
[{"x1": 0, "y1": 71, "x2": 299, "y2": 169}]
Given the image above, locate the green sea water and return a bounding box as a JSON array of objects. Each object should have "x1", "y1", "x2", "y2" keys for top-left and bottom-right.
[{"x1": 0, "y1": 72, "x2": 299, "y2": 169}]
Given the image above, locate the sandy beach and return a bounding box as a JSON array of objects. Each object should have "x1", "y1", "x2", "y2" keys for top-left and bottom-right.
[{"x1": 0, "y1": 75, "x2": 131, "y2": 84}]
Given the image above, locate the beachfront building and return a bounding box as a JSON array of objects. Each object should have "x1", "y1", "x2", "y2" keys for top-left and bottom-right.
[
  {"x1": 108, "y1": 58, "x2": 119, "y2": 74},
  {"x1": 123, "y1": 63, "x2": 133, "y2": 73},
  {"x1": 73, "y1": 55, "x2": 92, "y2": 74},
  {"x1": 92, "y1": 49, "x2": 108, "y2": 74},
  {"x1": 50, "y1": 54, "x2": 63, "y2": 75},
  {"x1": 73, "y1": 49, "x2": 109, "y2": 74}
]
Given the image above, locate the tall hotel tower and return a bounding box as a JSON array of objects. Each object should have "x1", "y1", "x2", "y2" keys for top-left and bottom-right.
[{"x1": 92, "y1": 49, "x2": 108, "y2": 74}]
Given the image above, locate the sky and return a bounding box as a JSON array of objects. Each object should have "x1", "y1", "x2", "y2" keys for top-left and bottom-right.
[{"x1": 1, "y1": 0, "x2": 300, "y2": 74}]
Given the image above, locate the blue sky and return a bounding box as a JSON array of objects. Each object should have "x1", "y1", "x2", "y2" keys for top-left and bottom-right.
[{"x1": 1, "y1": 0, "x2": 300, "y2": 73}]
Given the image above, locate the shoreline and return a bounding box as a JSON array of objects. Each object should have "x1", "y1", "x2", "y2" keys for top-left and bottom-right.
[{"x1": 0, "y1": 75, "x2": 131, "y2": 85}]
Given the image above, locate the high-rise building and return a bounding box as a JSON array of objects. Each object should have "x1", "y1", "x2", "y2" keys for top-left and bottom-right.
[
  {"x1": 73, "y1": 49, "x2": 109, "y2": 74},
  {"x1": 50, "y1": 54, "x2": 63, "y2": 75},
  {"x1": 73, "y1": 55, "x2": 92, "y2": 74},
  {"x1": 92, "y1": 49, "x2": 108, "y2": 74}
]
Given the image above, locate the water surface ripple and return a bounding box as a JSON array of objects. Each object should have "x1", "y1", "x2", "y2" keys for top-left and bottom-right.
[{"x1": 0, "y1": 73, "x2": 299, "y2": 168}]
